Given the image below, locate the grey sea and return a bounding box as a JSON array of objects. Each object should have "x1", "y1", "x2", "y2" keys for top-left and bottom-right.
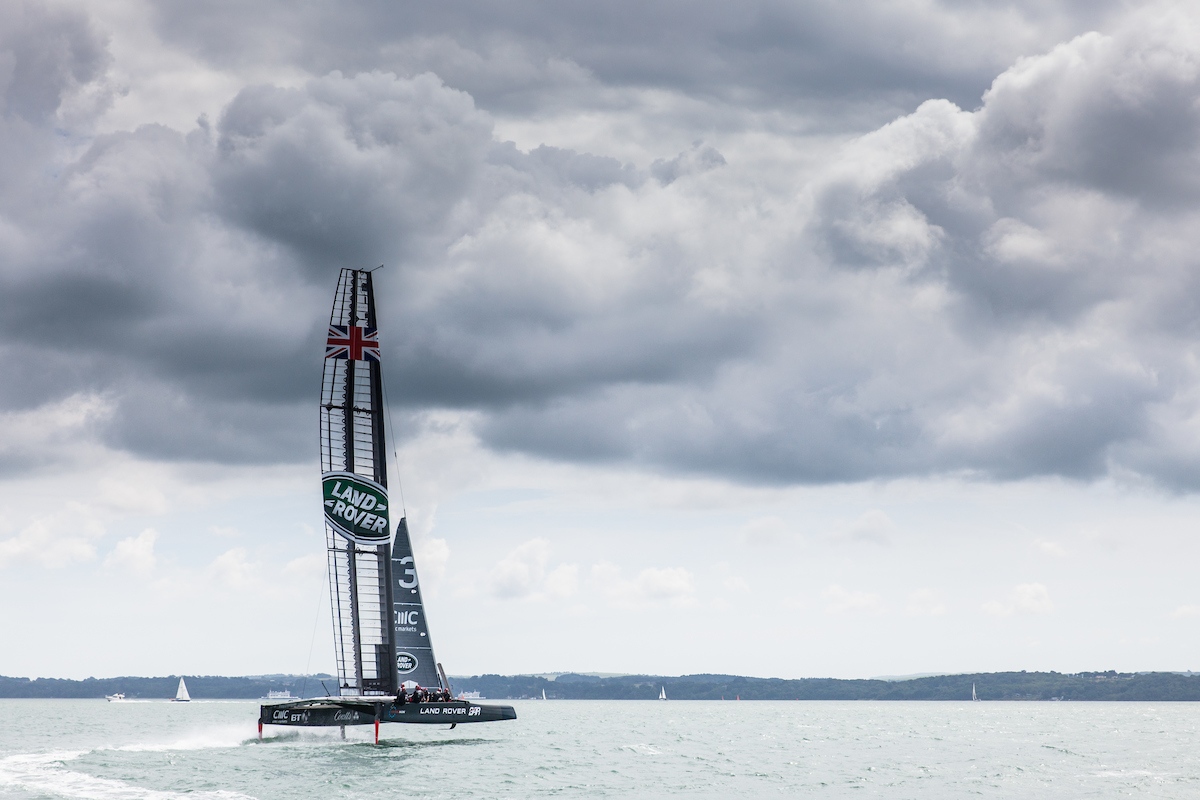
[{"x1": 1, "y1": 699, "x2": 1198, "y2": 799}]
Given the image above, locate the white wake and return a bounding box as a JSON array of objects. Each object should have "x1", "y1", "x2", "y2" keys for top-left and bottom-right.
[
  {"x1": 0, "y1": 744, "x2": 256, "y2": 800},
  {"x1": 110, "y1": 725, "x2": 255, "y2": 753}
]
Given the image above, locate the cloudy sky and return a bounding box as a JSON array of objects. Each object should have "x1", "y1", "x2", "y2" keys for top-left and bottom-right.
[{"x1": 4, "y1": 0, "x2": 1200, "y2": 681}]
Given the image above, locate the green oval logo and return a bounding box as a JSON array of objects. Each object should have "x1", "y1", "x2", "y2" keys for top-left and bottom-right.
[{"x1": 322, "y1": 471, "x2": 390, "y2": 543}]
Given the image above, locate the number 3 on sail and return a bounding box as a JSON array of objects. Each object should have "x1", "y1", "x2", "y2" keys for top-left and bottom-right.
[{"x1": 259, "y1": 268, "x2": 516, "y2": 741}]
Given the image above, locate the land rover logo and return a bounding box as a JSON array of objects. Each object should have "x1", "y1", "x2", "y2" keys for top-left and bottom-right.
[
  {"x1": 396, "y1": 652, "x2": 418, "y2": 674},
  {"x1": 322, "y1": 471, "x2": 390, "y2": 543}
]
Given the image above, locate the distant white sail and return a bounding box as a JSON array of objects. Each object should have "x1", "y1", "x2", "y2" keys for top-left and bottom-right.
[
  {"x1": 175, "y1": 678, "x2": 191, "y2": 702},
  {"x1": 659, "y1": 686, "x2": 667, "y2": 701}
]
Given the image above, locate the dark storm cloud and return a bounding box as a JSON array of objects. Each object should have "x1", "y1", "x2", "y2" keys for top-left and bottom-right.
[
  {"x1": 213, "y1": 73, "x2": 492, "y2": 274},
  {"x1": 102, "y1": 385, "x2": 310, "y2": 463},
  {"x1": 0, "y1": 45, "x2": 742, "y2": 465},
  {"x1": 145, "y1": 0, "x2": 1127, "y2": 121},
  {"x1": 0, "y1": 9, "x2": 325, "y2": 466},
  {"x1": 478, "y1": 381, "x2": 930, "y2": 484},
  {"x1": 0, "y1": 0, "x2": 106, "y2": 216},
  {"x1": 465, "y1": 15, "x2": 1200, "y2": 486},
  {"x1": 6, "y1": 1, "x2": 1200, "y2": 489},
  {"x1": 650, "y1": 144, "x2": 726, "y2": 186},
  {"x1": 0, "y1": 0, "x2": 106, "y2": 125},
  {"x1": 505, "y1": 145, "x2": 643, "y2": 193},
  {"x1": 386, "y1": 293, "x2": 757, "y2": 408}
]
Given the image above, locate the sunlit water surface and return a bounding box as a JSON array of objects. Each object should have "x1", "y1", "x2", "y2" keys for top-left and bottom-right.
[{"x1": 0, "y1": 699, "x2": 1198, "y2": 798}]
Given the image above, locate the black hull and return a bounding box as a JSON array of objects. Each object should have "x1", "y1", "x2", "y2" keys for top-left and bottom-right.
[{"x1": 260, "y1": 698, "x2": 516, "y2": 727}]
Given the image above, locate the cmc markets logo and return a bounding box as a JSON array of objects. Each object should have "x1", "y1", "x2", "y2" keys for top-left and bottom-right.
[
  {"x1": 396, "y1": 652, "x2": 418, "y2": 674},
  {"x1": 322, "y1": 472, "x2": 390, "y2": 543}
]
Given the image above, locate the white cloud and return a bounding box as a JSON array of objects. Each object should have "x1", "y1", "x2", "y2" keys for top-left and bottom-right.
[
  {"x1": 636, "y1": 566, "x2": 695, "y2": 602},
  {"x1": 591, "y1": 562, "x2": 696, "y2": 607},
  {"x1": 1034, "y1": 539, "x2": 1067, "y2": 557},
  {"x1": 0, "y1": 394, "x2": 113, "y2": 473},
  {"x1": 208, "y1": 547, "x2": 256, "y2": 588},
  {"x1": 415, "y1": 536, "x2": 451, "y2": 584},
  {"x1": 739, "y1": 516, "x2": 791, "y2": 546},
  {"x1": 0, "y1": 517, "x2": 98, "y2": 569},
  {"x1": 832, "y1": 510, "x2": 896, "y2": 545},
  {"x1": 489, "y1": 538, "x2": 550, "y2": 598},
  {"x1": 983, "y1": 583, "x2": 1054, "y2": 617},
  {"x1": 905, "y1": 588, "x2": 947, "y2": 616},
  {"x1": 823, "y1": 584, "x2": 885, "y2": 615},
  {"x1": 103, "y1": 528, "x2": 157, "y2": 574},
  {"x1": 487, "y1": 538, "x2": 576, "y2": 601},
  {"x1": 282, "y1": 552, "x2": 324, "y2": 580},
  {"x1": 723, "y1": 576, "x2": 750, "y2": 593},
  {"x1": 544, "y1": 563, "x2": 580, "y2": 599},
  {"x1": 1172, "y1": 605, "x2": 1200, "y2": 619}
]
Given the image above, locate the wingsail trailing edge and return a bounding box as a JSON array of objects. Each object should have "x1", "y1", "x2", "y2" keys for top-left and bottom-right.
[{"x1": 259, "y1": 268, "x2": 515, "y2": 741}]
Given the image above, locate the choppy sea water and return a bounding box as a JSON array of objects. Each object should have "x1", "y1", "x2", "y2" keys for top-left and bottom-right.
[{"x1": 1, "y1": 699, "x2": 1198, "y2": 799}]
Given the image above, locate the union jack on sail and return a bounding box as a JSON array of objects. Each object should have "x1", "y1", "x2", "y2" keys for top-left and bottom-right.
[{"x1": 326, "y1": 325, "x2": 380, "y2": 362}]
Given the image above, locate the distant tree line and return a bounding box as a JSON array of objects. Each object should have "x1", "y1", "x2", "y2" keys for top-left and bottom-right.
[
  {"x1": 3, "y1": 671, "x2": 1200, "y2": 700},
  {"x1": 0, "y1": 674, "x2": 334, "y2": 699},
  {"x1": 452, "y1": 671, "x2": 1200, "y2": 701}
]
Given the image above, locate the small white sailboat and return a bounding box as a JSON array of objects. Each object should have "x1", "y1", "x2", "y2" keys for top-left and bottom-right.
[
  {"x1": 542, "y1": 689, "x2": 547, "y2": 700},
  {"x1": 174, "y1": 677, "x2": 191, "y2": 702},
  {"x1": 971, "y1": 683, "x2": 979, "y2": 702},
  {"x1": 659, "y1": 686, "x2": 667, "y2": 701}
]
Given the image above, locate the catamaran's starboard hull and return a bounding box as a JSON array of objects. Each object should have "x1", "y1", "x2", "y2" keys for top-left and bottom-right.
[{"x1": 259, "y1": 699, "x2": 516, "y2": 726}]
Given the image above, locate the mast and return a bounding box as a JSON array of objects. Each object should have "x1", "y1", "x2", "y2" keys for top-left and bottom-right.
[{"x1": 366, "y1": 272, "x2": 399, "y2": 697}]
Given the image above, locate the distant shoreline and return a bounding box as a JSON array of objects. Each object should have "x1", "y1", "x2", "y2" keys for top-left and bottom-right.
[{"x1": 3, "y1": 671, "x2": 1200, "y2": 701}]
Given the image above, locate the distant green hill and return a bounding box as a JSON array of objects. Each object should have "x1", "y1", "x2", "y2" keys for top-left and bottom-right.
[{"x1": 3, "y1": 671, "x2": 1198, "y2": 700}]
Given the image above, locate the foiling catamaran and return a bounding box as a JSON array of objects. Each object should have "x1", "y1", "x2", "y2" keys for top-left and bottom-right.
[{"x1": 259, "y1": 268, "x2": 515, "y2": 742}]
